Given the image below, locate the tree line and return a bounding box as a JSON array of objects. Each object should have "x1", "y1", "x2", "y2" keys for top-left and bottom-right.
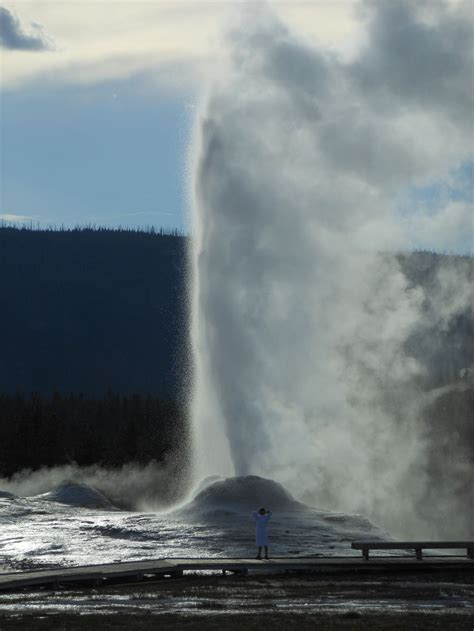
[{"x1": 0, "y1": 391, "x2": 187, "y2": 478}]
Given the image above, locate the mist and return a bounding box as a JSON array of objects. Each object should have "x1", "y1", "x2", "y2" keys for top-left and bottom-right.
[
  {"x1": 0, "y1": 459, "x2": 183, "y2": 512},
  {"x1": 189, "y1": 1, "x2": 473, "y2": 538}
]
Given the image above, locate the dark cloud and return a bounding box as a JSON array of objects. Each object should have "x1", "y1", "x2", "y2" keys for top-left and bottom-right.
[
  {"x1": 352, "y1": 0, "x2": 473, "y2": 125},
  {"x1": 0, "y1": 6, "x2": 52, "y2": 51}
]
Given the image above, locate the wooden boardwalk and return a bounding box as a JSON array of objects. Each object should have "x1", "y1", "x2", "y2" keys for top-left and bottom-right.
[{"x1": 0, "y1": 556, "x2": 472, "y2": 592}]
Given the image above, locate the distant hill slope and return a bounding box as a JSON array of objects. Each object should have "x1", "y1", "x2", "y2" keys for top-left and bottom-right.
[
  {"x1": 0, "y1": 227, "x2": 188, "y2": 396},
  {"x1": 0, "y1": 227, "x2": 471, "y2": 396}
]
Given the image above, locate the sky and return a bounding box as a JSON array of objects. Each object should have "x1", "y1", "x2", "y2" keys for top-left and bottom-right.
[{"x1": 0, "y1": 0, "x2": 472, "y2": 250}]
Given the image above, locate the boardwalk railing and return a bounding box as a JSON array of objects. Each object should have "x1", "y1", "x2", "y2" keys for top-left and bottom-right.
[{"x1": 351, "y1": 541, "x2": 474, "y2": 561}]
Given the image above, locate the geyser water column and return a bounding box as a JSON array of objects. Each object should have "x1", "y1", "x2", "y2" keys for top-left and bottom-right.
[{"x1": 188, "y1": 3, "x2": 473, "y2": 535}]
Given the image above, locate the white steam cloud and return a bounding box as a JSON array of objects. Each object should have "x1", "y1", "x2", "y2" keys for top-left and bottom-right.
[
  {"x1": 189, "y1": 1, "x2": 473, "y2": 538},
  {"x1": 0, "y1": 460, "x2": 182, "y2": 511}
]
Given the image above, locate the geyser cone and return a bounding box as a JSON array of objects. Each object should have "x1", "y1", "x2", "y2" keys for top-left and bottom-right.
[
  {"x1": 29, "y1": 481, "x2": 117, "y2": 510},
  {"x1": 184, "y1": 475, "x2": 308, "y2": 515}
]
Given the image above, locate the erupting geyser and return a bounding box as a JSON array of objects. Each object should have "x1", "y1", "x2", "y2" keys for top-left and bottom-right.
[{"x1": 188, "y1": 3, "x2": 473, "y2": 537}]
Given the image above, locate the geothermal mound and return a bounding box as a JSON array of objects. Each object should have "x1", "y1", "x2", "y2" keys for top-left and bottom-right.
[
  {"x1": 182, "y1": 475, "x2": 308, "y2": 515},
  {"x1": 29, "y1": 481, "x2": 117, "y2": 509},
  {"x1": 0, "y1": 490, "x2": 17, "y2": 499}
]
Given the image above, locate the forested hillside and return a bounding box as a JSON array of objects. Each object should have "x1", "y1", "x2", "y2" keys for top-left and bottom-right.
[
  {"x1": 1, "y1": 226, "x2": 470, "y2": 398},
  {"x1": 0, "y1": 226, "x2": 471, "y2": 478},
  {"x1": 0, "y1": 226, "x2": 188, "y2": 397}
]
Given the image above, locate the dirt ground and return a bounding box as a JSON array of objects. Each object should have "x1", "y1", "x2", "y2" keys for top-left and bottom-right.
[
  {"x1": 0, "y1": 611, "x2": 472, "y2": 631},
  {"x1": 0, "y1": 570, "x2": 472, "y2": 630}
]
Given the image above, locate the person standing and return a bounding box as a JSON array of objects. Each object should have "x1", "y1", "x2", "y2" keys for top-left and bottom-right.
[{"x1": 252, "y1": 507, "x2": 272, "y2": 559}]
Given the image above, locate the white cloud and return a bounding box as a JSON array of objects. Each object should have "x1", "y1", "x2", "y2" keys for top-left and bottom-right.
[
  {"x1": 0, "y1": 213, "x2": 35, "y2": 222},
  {"x1": 2, "y1": 1, "x2": 362, "y2": 90}
]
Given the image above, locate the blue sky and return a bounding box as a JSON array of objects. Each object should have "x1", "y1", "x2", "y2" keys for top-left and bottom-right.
[
  {"x1": 0, "y1": 1, "x2": 362, "y2": 234},
  {"x1": 0, "y1": 1, "x2": 472, "y2": 252},
  {"x1": 2, "y1": 80, "x2": 193, "y2": 232},
  {"x1": 394, "y1": 162, "x2": 473, "y2": 254}
]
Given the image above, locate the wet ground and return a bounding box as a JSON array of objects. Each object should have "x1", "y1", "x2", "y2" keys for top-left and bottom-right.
[
  {"x1": 1, "y1": 480, "x2": 472, "y2": 628},
  {"x1": 0, "y1": 570, "x2": 472, "y2": 630},
  {"x1": 0, "y1": 497, "x2": 389, "y2": 573}
]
